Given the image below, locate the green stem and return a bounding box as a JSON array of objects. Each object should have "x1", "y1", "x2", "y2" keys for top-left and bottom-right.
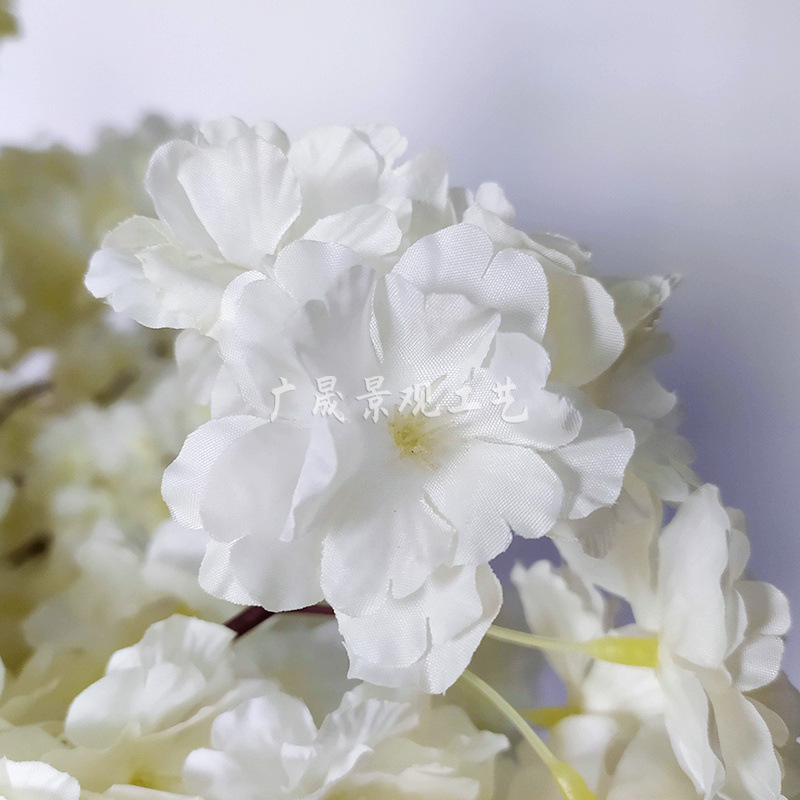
[
  {"x1": 459, "y1": 670, "x2": 595, "y2": 800},
  {"x1": 486, "y1": 625, "x2": 659, "y2": 668}
]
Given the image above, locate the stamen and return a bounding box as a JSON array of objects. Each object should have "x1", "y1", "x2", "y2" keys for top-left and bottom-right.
[{"x1": 386, "y1": 409, "x2": 443, "y2": 467}]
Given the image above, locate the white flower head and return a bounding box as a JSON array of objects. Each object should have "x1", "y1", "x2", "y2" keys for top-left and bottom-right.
[
  {"x1": 83, "y1": 118, "x2": 450, "y2": 339},
  {"x1": 48, "y1": 615, "x2": 272, "y2": 793},
  {"x1": 505, "y1": 716, "x2": 701, "y2": 800},
  {"x1": 555, "y1": 484, "x2": 792, "y2": 799},
  {"x1": 164, "y1": 228, "x2": 634, "y2": 690},
  {"x1": 184, "y1": 682, "x2": 507, "y2": 800},
  {"x1": 0, "y1": 758, "x2": 80, "y2": 800}
]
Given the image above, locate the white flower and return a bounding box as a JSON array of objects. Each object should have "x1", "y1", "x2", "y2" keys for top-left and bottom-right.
[
  {"x1": 0, "y1": 758, "x2": 80, "y2": 800},
  {"x1": 22, "y1": 518, "x2": 237, "y2": 659},
  {"x1": 556, "y1": 484, "x2": 792, "y2": 799},
  {"x1": 45, "y1": 615, "x2": 272, "y2": 793},
  {"x1": 83, "y1": 120, "x2": 466, "y2": 407},
  {"x1": 84, "y1": 118, "x2": 443, "y2": 338},
  {"x1": 164, "y1": 242, "x2": 633, "y2": 690},
  {"x1": 3, "y1": 369, "x2": 217, "y2": 667},
  {"x1": 0, "y1": 646, "x2": 109, "y2": 746},
  {"x1": 505, "y1": 716, "x2": 701, "y2": 800},
  {"x1": 27, "y1": 369, "x2": 203, "y2": 547},
  {"x1": 184, "y1": 683, "x2": 507, "y2": 800}
]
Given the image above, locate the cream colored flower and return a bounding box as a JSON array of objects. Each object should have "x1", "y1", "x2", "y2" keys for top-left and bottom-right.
[
  {"x1": 0, "y1": 758, "x2": 80, "y2": 800},
  {"x1": 184, "y1": 683, "x2": 507, "y2": 800},
  {"x1": 534, "y1": 484, "x2": 793, "y2": 799}
]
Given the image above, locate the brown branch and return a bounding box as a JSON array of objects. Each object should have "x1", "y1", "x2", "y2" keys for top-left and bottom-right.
[
  {"x1": 93, "y1": 369, "x2": 138, "y2": 406},
  {"x1": 0, "y1": 380, "x2": 52, "y2": 425},
  {"x1": 224, "y1": 603, "x2": 335, "y2": 639},
  {"x1": 3, "y1": 531, "x2": 52, "y2": 567}
]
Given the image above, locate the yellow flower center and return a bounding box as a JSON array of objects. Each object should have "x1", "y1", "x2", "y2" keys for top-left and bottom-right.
[{"x1": 387, "y1": 410, "x2": 444, "y2": 468}]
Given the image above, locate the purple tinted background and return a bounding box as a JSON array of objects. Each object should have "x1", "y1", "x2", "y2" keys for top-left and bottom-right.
[{"x1": 2, "y1": 0, "x2": 798, "y2": 679}]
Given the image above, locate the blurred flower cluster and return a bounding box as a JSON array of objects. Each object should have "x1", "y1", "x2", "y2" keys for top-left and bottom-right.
[{"x1": 0, "y1": 11, "x2": 797, "y2": 797}]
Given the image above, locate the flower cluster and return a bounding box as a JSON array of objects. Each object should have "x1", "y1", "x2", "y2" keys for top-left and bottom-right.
[
  {"x1": 87, "y1": 120, "x2": 642, "y2": 694},
  {"x1": 0, "y1": 113, "x2": 795, "y2": 800}
]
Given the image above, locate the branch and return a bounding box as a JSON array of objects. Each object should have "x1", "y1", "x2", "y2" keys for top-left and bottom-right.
[
  {"x1": 0, "y1": 380, "x2": 52, "y2": 425},
  {"x1": 224, "y1": 603, "x2": 334, "y2": 638}
]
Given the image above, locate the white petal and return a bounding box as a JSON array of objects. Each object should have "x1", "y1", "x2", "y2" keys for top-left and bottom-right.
[
  {"x1": 474, "y1": 182, "x2": 516, "y2": 223},
  {"x1": 272, "y1": 239, "x2": 362, "y2": 306},
  {"x1": 288, "y1": 126, "x2": 382, "y2": 229},
  {"x1": 85, "y1": 217, "x2": 170, "y2": 328},
  {"x1": 177, "y1": 134, "x2": 301, "y2": 267},
  {"x1": 199, "y1": 539, "x2": 258, "y2": 605},
  {"x1": 543, "y1": 267, "x2": 625, "y2": 386},
  {"x1": 542, "y1": 391, "x2": 633, "y2": 520},
  {"x1": 184, "y1": 692, "x2": 316, "y2": 800},
  {"x1": 162, "y1": 416, "x2": 265, "y2": 531},
  {"x1": 319, "y1": 446, "x2": 454, "y2": 614},
  {"x1": 427, "y1": 441, "x2": 564, "y2": 563},
  {"x1": 511, "y1": 561, "x2": 605, "y2": 692},
  {"x1": 661, "y1": 658, "x2": 724, "y2": 797},
  {"x1": 738, "y1": 580, "x2": 791, "y2": 638},
  {"x1": 376, "y1": 273, "x2": 500, "y2": 390},
  {"x1": 290, "y1": 264, "x2": 382, "y2": 394},
  {"x1": 606, "y1": 720, "x2": 700, "y2": 799},
  {"x1": 728, "y1": 635, "x2": 785, "y2": 693},
  {"x1": 146, "y1": 140, "x2": 222, "y2": 254},
  {"x1": 657, "y1": 485, "x2": 732, "y2": 668},
  {"x1": 138, "y1": 242, "x2": 242, "y2": 331},
  {"x1": 339, "y1": 564, "x2": 501, "y2": 693},
  {"x1": 198, "y1": 418, "x2": 311, "y2": 545},
  {"x1": 198, "y1": 117, "x2": 289, "y2": 153},
  {"x1": 356, "y1": 123, "x2": 408, "y2": 166},
  {"x1": 712, "y1": 690, "x2": 783, "y2": 800},
  {"x1": 393, "y1": 225, "x2": 549, "y2": 343},
  {"x1": 307, "y1": 685, "x2": 420, "y2": 787},
  {"x1": 555, "y1": 474, "x2": 663, "y2": 627},
  {"x1": 228, "y1": 528, "x2": 324, "y2": 612},
  {"x1": 388, "y1": 148, "x2": 450, "y2": 211},
  {"x1": 304, "y1": 204, "x2": 402, "y2": 261},
  {"x1": 174, "y1": 329, "x2": 223, "y2": 404},
  {"x1": 0, "y1": 758, "x2": 81, "y2": 800}
]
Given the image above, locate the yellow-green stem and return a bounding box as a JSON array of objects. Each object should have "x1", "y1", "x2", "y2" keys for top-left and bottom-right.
[
  {"x1": 459, "y1": 670, "x2": 595, "y2": 800},
  {"x1": 486, "y1": 625, "x2": 659, "y2": 668}
]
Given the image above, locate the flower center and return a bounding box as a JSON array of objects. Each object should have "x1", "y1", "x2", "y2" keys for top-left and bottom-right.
[{"x1": 387, "y1": 410, "x2": 444, "y2": 468}]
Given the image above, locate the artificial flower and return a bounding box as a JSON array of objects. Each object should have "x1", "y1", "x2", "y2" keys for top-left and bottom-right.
[
  {"x1": 0, "y1": 758, "x2": 80, "y2": 800},
  {"x1": 164, "y1": 248, "x2": 633, "y2": 690},
  {"x1": 44, "y1": 615, "x2": 272, "y2": 793},
  {"x1": 549, "y1": 484, "x2": 792, "y2": 799},
  {"x1": 184, "y1": 682, "x2": 507, "y2": 800},
  {"x1": 84, "y1": 118, "x2": 439, "y2": 337}
]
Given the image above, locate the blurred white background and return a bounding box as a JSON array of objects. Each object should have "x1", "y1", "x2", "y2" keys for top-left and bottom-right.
[{"x1": 2, "y1": 0, "x2": 798, "y2": 678}]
